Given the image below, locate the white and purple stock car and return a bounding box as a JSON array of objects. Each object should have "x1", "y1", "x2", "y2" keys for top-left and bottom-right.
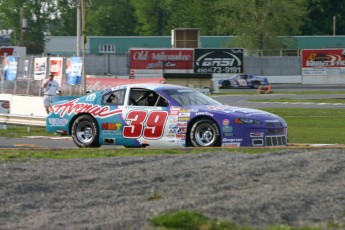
[{"x1": 46, "y1": 84, "x2": 288, "y2": 148}]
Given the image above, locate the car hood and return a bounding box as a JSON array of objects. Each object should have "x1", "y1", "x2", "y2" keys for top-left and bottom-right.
[{"x1": 187, "y1": 105, "x2": 284, "y2": 120}]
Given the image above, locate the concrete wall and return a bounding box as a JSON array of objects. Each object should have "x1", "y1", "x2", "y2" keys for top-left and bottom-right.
[{"x1": 0, "y1": 94, "x2": 46, "y2": 116}]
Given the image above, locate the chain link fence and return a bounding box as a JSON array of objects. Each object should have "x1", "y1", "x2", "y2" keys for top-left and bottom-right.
[{"x1": 1, "y1": 54, "x2": 301, "y2": 96}]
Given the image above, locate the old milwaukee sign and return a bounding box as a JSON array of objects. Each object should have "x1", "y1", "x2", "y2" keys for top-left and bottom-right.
[{"x1": 130, "y1": 48, "x2": 194, "y2": 69}]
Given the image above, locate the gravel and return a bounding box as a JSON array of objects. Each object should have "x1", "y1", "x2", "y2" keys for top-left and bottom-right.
[{"x1": 1, "y1": 149, "x2": 345, "y2": 229}]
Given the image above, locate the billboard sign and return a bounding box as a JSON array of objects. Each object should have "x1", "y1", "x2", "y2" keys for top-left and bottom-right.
[
  {"x1": 301, "y1": 49, "x2": 345, "y2": 75},
  {"x1": 130, "y1": 49, "x2": 194, "y2": 70},
  {"x1": 194, "y1": 48, "x2": 244, "y2": 74}
]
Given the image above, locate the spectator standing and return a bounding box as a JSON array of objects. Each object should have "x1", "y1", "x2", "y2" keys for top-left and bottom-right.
[{"x1": 42, "y1": 73, "x2": 61, "y2": 114}]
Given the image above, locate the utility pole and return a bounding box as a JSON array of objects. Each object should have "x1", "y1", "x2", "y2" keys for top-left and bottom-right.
[
  {"x1": 81, "y1": 0, "x2": 86, "y2": 95},
  {"x1": 20, "y1": 8, "x2": 23, "y2": 46},
  {"x1": 76, "y1": 1, "x2": 81, "y2": 56},
  {"x1": 333, "y1": 16, "x2": 336, "y2": 36}
]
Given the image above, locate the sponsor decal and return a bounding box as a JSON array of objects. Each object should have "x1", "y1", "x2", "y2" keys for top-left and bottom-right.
[
  {"x1": 177, "y1": 122, "x2": 188, "y2": 128},
  {"x1": 194, "y1": 48, "x2": 244, "y2": 74},
  {"x1": 178, "y1": 117, "x2": 190, "y2": 121},
  {"x1": 85, "y1": 93, "x2": 96, "y2": 101},
  {"x1": 170, "y1": 110, "x2": 179, "y2": 116},
  {"x1": 179, "y1": 112, "x2": 190, "y2": 117},
  {"x1": 53, "y1": 99, "x2": 122, "y2": 118},
  {"x1": 250, "y1": 132, "x2": 264, "y2": 138},
  {"x1": 265, "y1": 119, "x2": 280, "y2": 123},
  {"x1": 224, "y1": 132, "x2": 234, "y2": 137},
  {"x1": 169, "y1": 129, "x2": 178, "y2": 133},
  {"x1": 176, "y1": 134, "x2": 186, "y2": 139},
  {"x1": 168, "y1": 117, "x2": 178, "y2": 123},
  {"x1": 177, "y1": 89, "x2": 194, "y2": 93},
  {"x1": 222, "y1": 138, "x2": 243, "y2": 142},
  {"x1": 109, "y1": 85, "x2": 127, "y2": 91},
  {"x1": 222, "y1": 126, "x2": 232, "y2": 132},
  {"x1": 170, "y1": 106, "x2": 181, "y2": 110},
  {"x1": 222, "y1": 119, "x2": 230, "y2": 126},
  {"x1": 101, "y1": 123, "x2": 122, "y2": 130},
  {"x1": 48, "y1": 118, "x2": 68, "y2": 126},
  {"x1": 179, "y1": 109, "x2": 190, "y2": 113},
  {"x1": 102, "y1": 130, "x2": 121, "y2": 135},
  {"x1": 207, "y1": 105, "x2": 235, "y2": 113},
  {"x1": 178, "y1": 128, "x2": 187, "y2": 133},
  {"x1": 169, "y1": 124, "x2": 178, "y2": 129},
  {"x1": 167, "y1": 134, "x2": 175, "y2": 138},
  {"x1": 195, "y1": 112, "x2": 214, "y2": 117},
  {"x1": 222, "y1": 143, "x2": 240, "y2": 147}
]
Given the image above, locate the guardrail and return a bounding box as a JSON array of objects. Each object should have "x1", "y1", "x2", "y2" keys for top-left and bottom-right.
[{"x1": 0, "y1": 114, "x2": 46, "y2": 127}]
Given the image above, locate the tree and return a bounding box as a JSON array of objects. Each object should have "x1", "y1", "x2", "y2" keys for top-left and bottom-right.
[
  {"x1": 301, "y1": 0, "x2": 345, "y2": 35},
  {"x1": 130, "y1": 0, "x2": 219, "y2": 36},
  {"x1": 86, "y1": 0, "x2": 136, "y2": 36},
  {"x1": 214, "y1": 0, "x2": 307, "y2": 55},
  {"x1": 0, "y1": 0, "x2": 58, "y2": 54},
  {"x1": 163, "y1": 0, "x2": 218, "y2": 35},
  {"x1": 49, "y1": 0, "x2": 77, "y2": 36},
  {"x1": 130, "y1": 0, "x2": 168, "y2": 35}
]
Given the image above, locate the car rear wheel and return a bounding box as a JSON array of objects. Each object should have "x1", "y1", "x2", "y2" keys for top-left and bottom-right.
[
  {"x1": 222, "y1": 80, "x2": 231, "y2": 89},
  {"x1": 190, "y1": 119, "x2": 220, "y2": 147},
  {"x1": 71, "y1": 115, "x2": 100, "y2": 148}
]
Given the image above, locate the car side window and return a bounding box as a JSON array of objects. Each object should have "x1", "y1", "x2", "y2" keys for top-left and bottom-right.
[
  {"x1": 129, "y1": 88, "x2": 168, "y2": 107},
  {"x1": 103, "y1": 89, "x2": 125, "y2": 105}
]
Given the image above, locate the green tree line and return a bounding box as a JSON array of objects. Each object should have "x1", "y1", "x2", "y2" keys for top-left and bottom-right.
[{"x1": 0, "y1": 0, "x2": 344, "y2": 54}]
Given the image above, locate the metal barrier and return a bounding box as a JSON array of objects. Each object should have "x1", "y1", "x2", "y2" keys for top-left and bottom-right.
[{"x1": 0, "y1": 114, "x2": 45, "y2": 127}]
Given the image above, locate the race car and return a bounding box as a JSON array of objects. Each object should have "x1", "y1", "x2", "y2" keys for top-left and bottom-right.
[
  {"x1": 218, "y1": 74, "x2": 269, "y2": 89},
  {"x1": 46, "y1": 84, "x2": 287, "y2": 148}
]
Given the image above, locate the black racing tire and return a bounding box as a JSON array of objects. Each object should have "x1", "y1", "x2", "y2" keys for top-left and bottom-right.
[
  {"x1": 71, "y1": 115, "x2": 101, "y2": 148},
  {"x1": 222, "y1": 80, "x2": 231, "y2": 89},
  {"x1": 252, "y1": 81, "x2": 260, "y2": 89},
  {"x1": 189, "y1": 119, "x2": 221, "y2": 147}
]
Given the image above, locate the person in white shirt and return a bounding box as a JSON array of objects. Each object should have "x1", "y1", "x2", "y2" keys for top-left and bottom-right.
[{"x1": 42, "y1": 73, "x2": 61, "y2": 114}]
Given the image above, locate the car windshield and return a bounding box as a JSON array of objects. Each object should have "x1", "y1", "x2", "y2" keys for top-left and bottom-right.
[{"x1": 163, "y1": 88, "x2": 222, "y2": 106}]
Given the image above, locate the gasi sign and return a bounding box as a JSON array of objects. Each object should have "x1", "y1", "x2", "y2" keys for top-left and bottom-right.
[
  {"x1": 301, "y1": 49, "x2": 345, "y2": 75},
  {"x1": 130, "y1": 49, "x2": 194, "y2": 70},
  {"x1": 194, "y1": 48, "x2": 244, "y2": 74}
]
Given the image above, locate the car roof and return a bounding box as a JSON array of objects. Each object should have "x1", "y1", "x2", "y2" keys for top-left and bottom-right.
[{"x1": 111, "y1": 83, "x2": 189, "y2": 91}]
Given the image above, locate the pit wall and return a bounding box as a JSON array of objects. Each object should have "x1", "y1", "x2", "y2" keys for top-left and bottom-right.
[
  {"x1": 302, "y1": 75, "x2": 345, "y2": 84},
  {"x1": 0, "y1": 94, "x2": 46, "y2": 116}
]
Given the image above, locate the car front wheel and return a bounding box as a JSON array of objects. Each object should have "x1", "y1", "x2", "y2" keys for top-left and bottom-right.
[
  {"x1": 190, "y1": 119, "x2": 221, "y2": 147},
  {"x1": 71, "y1": 115, "x2": 100, "y2": 148},
  {"x1": 252, "y1": 81, "x2": 260, "y2": 89}
]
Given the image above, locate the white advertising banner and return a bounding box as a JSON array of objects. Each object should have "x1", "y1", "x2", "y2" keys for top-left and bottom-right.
[
  {"x1": 49, "y1": 57, "x2": 63, "y2": 85},
  {"x1": 34, "y1": 57, "x2": 47, "y2": 80}
]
